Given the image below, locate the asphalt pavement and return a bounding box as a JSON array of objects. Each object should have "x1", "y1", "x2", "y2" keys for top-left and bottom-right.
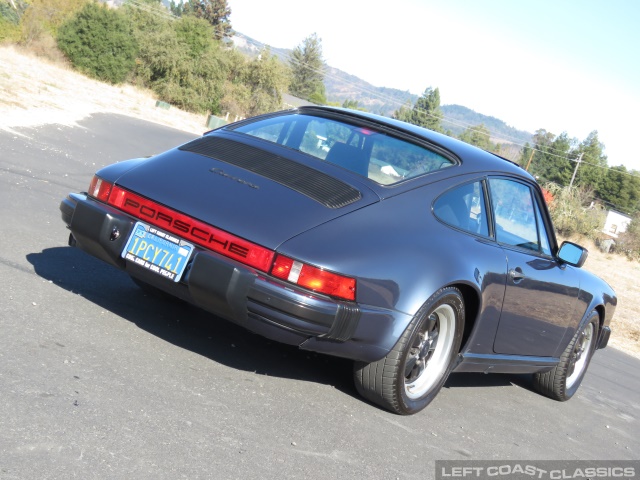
[{"x1": 0, "y1": 114, "x2": 638, "y2": 480}]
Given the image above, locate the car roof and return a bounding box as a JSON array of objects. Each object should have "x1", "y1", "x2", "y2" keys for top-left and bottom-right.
[{"x1": 296, "y1": 105, "x2": 533, "y2": 182}]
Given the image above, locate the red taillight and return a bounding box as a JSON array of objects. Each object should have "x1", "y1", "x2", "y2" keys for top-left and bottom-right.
[
  {"x1": 271, "y1": 254, "x2": 356, "y2": 301},
  {"x1": 88, "y1": 176, "x2": 113, "y2": 203}
]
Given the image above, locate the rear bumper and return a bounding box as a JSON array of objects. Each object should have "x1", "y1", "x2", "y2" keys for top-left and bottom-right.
[{"x1": 60, "y1": 193, "x2": 410, "y2": 362}]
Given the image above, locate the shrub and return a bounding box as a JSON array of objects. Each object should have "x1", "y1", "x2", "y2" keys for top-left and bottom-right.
[
  {"x1": 0, "y1": 0, "x2": 25, "y2": 42},
  {"x1": 544, "y1": 183, "x2": 605, "y2": 240},
  {"x1": 0, "y1": 16, "x2": 21, "y2": 42},
  {"x1": 615, "y1": 214, "x2": 640, "y2": 260},
  {"x1": 57, "y1": 3, "x2": 137, "y2": 84},
  {"x1": 17, "y1": 0, "x2": 89, "y2": 45}
]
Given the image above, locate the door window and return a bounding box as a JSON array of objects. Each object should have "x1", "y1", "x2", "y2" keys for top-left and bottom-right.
[{"x1": 489, "y1": 178, "x2": 548, "y2": 253}]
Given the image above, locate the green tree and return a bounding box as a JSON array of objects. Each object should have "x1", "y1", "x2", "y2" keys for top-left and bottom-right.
[
  {"x1": 527, "y1": 130, "x2": 574, "y2": 185},
  {"x1": 57, "y1": 3, "x2": 137, "y2": 84},
  {"x1": 174, "y1": 0, "x2": 232, "y2": 41},
  {"x1": 342, "y1": 99, "x2": 366, "y2": 111},
  {"x1": 393, "y1": 87, "x2": 443, "y2": 132},
  {"x1": 243, "y1": 47, "x2": 289, "y2": 115},
  {"x1": 458, "y1": 124, "x2": 493, "y2": 150},
  {"x1": 597, "y1": 165, "x2": 640, "y2": 214},
  {"x1": 173, "y1": 15, "x2": 216, "y2": 58},
  {"x1": 125, "y1": 1, "x2": 228, "y2": 114},
  {"x1": 289, "y1": 33, "x2": 326, "y2": 104},
  {"x1": 573, "y1": 130, "x2": 608, "y2": 190}
]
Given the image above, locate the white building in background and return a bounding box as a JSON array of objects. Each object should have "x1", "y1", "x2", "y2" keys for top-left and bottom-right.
[{"x1": 602, "y1": 210, "x2": 632, "y2": 238}]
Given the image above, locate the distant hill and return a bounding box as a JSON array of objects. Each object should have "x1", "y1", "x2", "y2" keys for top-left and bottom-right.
[
  {"x1": 440, "y1": 105, "x2": 532, "y2": 145},
  {"x1": 323, "y1": 66, "x2": 418, "y2": 116},
  {"x1": 233, "y1": 32, "x2": 532, "y2": 149}
]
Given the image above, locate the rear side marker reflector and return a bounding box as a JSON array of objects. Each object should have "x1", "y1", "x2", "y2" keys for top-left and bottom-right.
[{"x1": 87, "y1": 176, "x2": 357, "y2": 300}]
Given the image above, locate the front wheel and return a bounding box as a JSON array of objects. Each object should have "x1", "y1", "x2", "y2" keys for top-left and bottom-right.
[
  {"x1": 533, "y1": 311, "x2": 599, "y2": 401},
  {"x1": 353, "y1": 287, "x2": 465, "y2": 415}
]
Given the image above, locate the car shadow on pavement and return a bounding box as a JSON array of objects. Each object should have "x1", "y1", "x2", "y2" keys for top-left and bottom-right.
[{"x1": 27, "y1": 246, "x2": 538, "y2": 403}]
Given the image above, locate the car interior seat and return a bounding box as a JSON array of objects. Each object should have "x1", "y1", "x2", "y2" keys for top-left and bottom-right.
[{"x1": 325, "y1": 143, "x2": 369, "y2": 177}]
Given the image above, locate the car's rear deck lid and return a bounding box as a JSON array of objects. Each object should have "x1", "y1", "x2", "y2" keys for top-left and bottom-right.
[{"x1": 180, "y1": 137, "x2": 362, "y2": 209}]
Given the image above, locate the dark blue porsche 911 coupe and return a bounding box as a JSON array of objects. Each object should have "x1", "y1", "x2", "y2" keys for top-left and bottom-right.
[{"x1": 60, "y1": 106, "x2": 616, "y2": 414}]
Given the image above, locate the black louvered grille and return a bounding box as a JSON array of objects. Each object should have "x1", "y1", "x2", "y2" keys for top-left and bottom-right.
[{"x1": 179, "y1": 137, "x2": 362, "y2": 209}]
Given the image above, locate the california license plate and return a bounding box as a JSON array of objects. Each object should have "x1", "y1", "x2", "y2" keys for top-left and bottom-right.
[{"x1": 121, "y1": 222, "x2": 194, "y2": 282}]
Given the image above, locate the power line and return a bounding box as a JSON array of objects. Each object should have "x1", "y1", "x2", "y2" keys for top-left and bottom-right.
[
  {"x1": 238, "y1": 35, "x2": 633, "y2": 173},
  {"x1": 103, "y1": 5, "x2": 640, "y2": 182},
  {"x1": 236, "y1": 34, "x2": 640, "y2": 182}
]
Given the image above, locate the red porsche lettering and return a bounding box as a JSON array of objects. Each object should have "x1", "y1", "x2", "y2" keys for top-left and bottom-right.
[{"x1": 115, "y1": 189, "x2": 255, "y2": 262}]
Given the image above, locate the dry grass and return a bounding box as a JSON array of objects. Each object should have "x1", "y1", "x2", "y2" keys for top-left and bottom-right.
[
  {"x1": 1, "y1": 45, "x2": 638, "y2": 359},
  {"x1": 0, "y1": 45, "x2": 206, "y2": 134},
  {"x1": 577, "y1": 238, "x2": 640, "y2": 358}
]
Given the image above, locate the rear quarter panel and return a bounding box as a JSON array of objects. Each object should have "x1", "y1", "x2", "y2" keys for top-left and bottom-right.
[
  {"x1": 552, "y1": 267, "x2": 617, "y2": 357},
  {"x1": 278, "y1": 174, "x2": 510, "y2": 353}
]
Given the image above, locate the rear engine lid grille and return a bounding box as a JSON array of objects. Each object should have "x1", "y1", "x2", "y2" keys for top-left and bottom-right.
[{"x1": 180, "y1": 136, "x2": 362, "y2": 209}]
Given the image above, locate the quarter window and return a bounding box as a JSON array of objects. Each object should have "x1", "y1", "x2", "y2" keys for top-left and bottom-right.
[{"x1": 433, "y1": 181, "x2": 489, "y2": 237}]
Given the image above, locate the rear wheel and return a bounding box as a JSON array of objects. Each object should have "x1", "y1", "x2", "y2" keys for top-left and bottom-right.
[
  {"x1": 354, "y1": 287, "x2": 464, "y2": 415},
  {"x1": 533, "y1": 311, "x2": 599, "y2": 401}
]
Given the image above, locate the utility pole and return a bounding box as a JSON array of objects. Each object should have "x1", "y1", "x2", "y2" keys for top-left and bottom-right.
[
  {"x1": 524, "y1": 149, "x2": 535, "y2": 171},
  {"x1": 569, "y1": 153, "x2": 583, "y2": 189}
]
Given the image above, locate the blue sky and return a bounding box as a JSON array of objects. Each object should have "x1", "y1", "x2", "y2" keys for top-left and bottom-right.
[{"x1": 228, "y1": 0, "x2": 640, "y2": 171}]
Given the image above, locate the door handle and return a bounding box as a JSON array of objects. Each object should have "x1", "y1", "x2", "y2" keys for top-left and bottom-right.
[{"x1": 509, "y1": 268, "x2": 525, "y2": 282}]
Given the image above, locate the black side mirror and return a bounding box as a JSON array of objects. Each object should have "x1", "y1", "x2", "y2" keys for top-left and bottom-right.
[{"x1": 558, "y1": 241, "x2": 589, "y2": 268}]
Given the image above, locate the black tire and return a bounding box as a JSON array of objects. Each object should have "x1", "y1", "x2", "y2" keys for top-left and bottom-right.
[
  {"x1": 533, "y1": 311, "x2": 599, "y2": 401},
  {"x1": 353, "y1": 287, "x2": 465, "y2": 415}
]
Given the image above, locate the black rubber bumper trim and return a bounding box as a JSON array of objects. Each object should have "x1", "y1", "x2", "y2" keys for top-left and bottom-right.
[
  {"x1": 64, "y1": 194, "x2": 134, "y2": 268},
  {"x1": 598, "y1": 326, "x2": 611, "y2": 349},
  {"x1": 320, "y1": 303, "x2": 361, "y2": 342},
  {"x1": 187, "y1": 251, "x2": 255, "y2": 324},
  {"x1": 249, "y1": 280, "x2": 361, "y2": 342},
  {"x1": 60, "y1": 193, "x2": 81, "y2": 226}
]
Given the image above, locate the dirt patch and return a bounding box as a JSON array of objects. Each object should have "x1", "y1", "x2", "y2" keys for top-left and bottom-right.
[
  {"x1": 0, "y1": 45, "x2": 206, "y2": 134},
  {"x1": 578, "y1": 239, "x2": 640, "y2": 358},
  {"x1": 1, "y1": 45, "x2": 638, "y2": 359}
]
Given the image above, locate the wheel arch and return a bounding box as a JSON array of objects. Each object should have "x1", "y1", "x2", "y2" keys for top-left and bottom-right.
[{"x1": 448, "y1": 281, "x2": 481, "y2": 353}]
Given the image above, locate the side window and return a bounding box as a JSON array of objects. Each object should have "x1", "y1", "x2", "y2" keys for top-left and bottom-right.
[
  {"x1": 234, "y1": 116, "x2": 293, "y2": 144},
  {"x1": 369, "y1": 135, "x2": 453, "y2": 184},
  {"x1": 489, "y1": 178, "x2": 542, "y2": 252},
  {"x1": 434, "y1": 181, "x2": 489, "y2": 237}
]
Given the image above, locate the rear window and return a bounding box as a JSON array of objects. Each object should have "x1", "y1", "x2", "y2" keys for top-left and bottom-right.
[{"x1": 231, "y1": 113, "x2": 454, "y2": 185}]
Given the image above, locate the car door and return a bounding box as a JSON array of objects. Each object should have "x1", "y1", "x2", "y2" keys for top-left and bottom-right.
[{"x1": 489, "y1": 177, "x2": 581, "y2": 357}]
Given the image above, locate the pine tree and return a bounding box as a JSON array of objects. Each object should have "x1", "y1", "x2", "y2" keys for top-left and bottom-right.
[
  {"x1": 176, "y1": 0, "x2": 232, "y2": 41},
  {"x1": 289, "y1": 33, "x2": 326, "y2": 104},
  {"x1": 393, "y1": 87, "x2": 443, "y2": 132}
]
